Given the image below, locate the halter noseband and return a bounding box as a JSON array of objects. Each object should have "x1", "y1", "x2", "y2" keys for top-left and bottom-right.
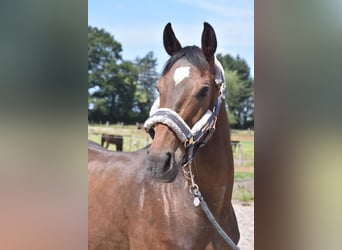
[{"x1": 144, "y1": 58, "x2": 226, "y2": 165}]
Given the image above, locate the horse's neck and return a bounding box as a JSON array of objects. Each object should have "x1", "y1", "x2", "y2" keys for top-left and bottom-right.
[{"x1": 192, "y1": 106, "x2": 234, "y2": 202}]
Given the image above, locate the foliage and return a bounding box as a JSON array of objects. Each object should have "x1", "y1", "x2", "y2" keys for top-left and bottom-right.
[
  {"x1": 217, "y1": 54, "x2": 254, "y2": 129},
  {"x1": 88, "y1": 26, "x2": 159, "y2": 124},
  {"x1": 134, "y1": 52, "x2": 159, "y2": 122},
  {"x1": 88, "y1": 25, "x2": 254, "y2": 126},
  {"x1": 227, "y1": 110, "x2": 238, "y2": 126},
  {"x1": 88, "y1": 26, "x2": 122, "y2": 89},
  {"x1": 88, "y1": 26, "x2": 129, "y2": 123}
]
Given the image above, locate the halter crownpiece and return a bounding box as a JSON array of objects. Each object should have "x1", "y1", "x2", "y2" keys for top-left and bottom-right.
[
  {"x1": 214, "y1": 57, "x2": 226, "y2": 98},
  {"x1": 144, "y1": 57, "x2": 226, "y2": 164}
]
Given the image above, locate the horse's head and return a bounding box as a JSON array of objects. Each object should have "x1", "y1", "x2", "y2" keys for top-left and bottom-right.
[{"x1": 145, "y1": 22, "x2": 224, "y2": 182}]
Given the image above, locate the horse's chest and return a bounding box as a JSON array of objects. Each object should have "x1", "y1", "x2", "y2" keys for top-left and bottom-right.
[
  {"x1": 136, "y1": 183, "x2": 203, "y2": 226},
  {"x1": 128, "y1": 187, "x2": 211, "y2": 249}
]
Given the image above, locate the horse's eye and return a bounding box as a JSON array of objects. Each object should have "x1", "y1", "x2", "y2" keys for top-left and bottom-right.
[{"x1": 197, "y1": 86, "x2": 210, "y2": 98}]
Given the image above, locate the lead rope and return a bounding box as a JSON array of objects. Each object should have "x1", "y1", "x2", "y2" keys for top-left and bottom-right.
[{"x1": 183, "y1": 162, "x2": 240, "y2": 250}]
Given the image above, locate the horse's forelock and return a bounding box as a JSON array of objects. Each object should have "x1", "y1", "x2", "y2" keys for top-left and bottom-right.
[{"x1": 162, "y1": 46, "x2": 209, "y2": 76}]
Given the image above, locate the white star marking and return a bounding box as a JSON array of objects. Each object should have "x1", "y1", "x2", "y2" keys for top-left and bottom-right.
[{"x1": 173, "y1": 66, "x2": 191, "y2": 85}]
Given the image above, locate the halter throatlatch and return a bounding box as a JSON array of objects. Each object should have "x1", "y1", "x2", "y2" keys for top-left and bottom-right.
[{"x1": 144, "y1": 58, "x2": 226, "y2": 166}]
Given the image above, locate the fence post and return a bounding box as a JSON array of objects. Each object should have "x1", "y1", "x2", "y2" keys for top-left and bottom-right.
[{"x1": 238, "y1": 142, "x2": 243, "y2": 166}]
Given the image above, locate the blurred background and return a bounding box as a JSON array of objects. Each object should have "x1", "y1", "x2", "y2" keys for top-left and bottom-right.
[
  {"x1": 0, "y1": 0, "x2": 341, "y2": 249},
  {"x1": 87, "y1": 3, "x2": 255, "y2": 247}
]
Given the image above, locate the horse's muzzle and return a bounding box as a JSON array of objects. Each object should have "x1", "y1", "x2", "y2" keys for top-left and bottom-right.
[{"x1": 145, "y1": 150, "x2": 180, "y2": 182}]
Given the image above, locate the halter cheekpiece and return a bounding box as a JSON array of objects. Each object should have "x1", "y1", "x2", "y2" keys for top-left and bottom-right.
[{"x1": 144, "y1": 57, "x2": 226, "y2": 166}]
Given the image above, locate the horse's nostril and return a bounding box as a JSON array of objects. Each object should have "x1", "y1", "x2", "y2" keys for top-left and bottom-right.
[{"x1": 163, "y1": 152, "x2": 172, "y2": 172}]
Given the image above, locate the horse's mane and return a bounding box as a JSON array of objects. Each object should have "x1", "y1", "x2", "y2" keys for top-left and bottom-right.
[{"x1": 162, "y1": 46, "x2": 209, "y2": 76}]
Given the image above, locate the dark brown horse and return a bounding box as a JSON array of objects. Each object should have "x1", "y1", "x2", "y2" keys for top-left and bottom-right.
[
  {"x1": 101, "y1": 134, "x2": 123, "y2": 151},
  {"x1": 89, "y1": 22, "x2": 239, "y2": 249},
  {"x1": 136, "y1": 122, "x2": 144, "y2": 129}
]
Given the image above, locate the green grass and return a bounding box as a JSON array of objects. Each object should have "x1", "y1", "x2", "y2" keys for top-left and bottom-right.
[
  {"x1": 234, "y1": 172, "x2": 254, "y2": 181},
  {"x1": 233, "y1": 141, "x2": 254, "y2": 158},
  {"x1": 233, "y1": 186, "x2": 254, "y2": 202},
  {"x1": 88, "y1": 130, "x2": 152, "y2": 152},
  {"x1": 88, "y1": 125, "x2": 254, "y2": 164},
  {"x1": 231, "y1": 129, "x2": 254, "y2": 136},
  {"x1": 88, "y1": 124, "x2": 147, "y2": 137}
]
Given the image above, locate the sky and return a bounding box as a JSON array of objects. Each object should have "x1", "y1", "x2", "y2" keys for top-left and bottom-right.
[{"x1": 88, "y1": 0, "x2": 254, "y2": 76}]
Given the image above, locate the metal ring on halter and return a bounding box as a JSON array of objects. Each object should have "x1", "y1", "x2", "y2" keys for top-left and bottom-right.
[
  {"x1": 189, "y1": 183, "x2": 199, "y2": 194},
  {"x1": 184, "y1": 136, "x2": 194, "y2": 149},
  {"x1": 182, "y1": 163, "x2": 193, "y2": 181}
]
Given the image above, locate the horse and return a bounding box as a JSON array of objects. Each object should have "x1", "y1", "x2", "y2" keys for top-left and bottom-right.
[
  {"x1": 136, "y1": 122, "x2": 144, "y2": 129},
  {"x1": 100, "y1": 134, "x2": 123, "y2": 151},
  {"x1": 88, "y1": 22, "x2": 240, "y2": 249}
]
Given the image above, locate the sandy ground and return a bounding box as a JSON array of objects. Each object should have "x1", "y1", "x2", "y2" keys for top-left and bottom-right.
[
  {"x1": 233, "y1": 200, "x2": 254, "y2": 250},
  {"x1": 232, "y1": 179, "x2": 254, "y2": 250}
]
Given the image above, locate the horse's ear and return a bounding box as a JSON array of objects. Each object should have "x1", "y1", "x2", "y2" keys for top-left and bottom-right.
[
  {"x1": 163, "y1": 23, "x2": 182, "y2": 56},
  {"x1": 201, "y1": 22, "x2": 217, "y2": 61}
]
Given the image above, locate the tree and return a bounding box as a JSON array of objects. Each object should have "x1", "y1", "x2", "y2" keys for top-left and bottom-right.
[
  {"x1": 88, "y1": 26, "x2": 138, "y2": 123},
  {"x1": 134, "y1": 52, "x2": 159, "y2": 121},
  {"x1": 217, "y1": 53, "x2": 254, "y2": 129},
  {"x1": 110, "y1": 60, "x2": 138, "y2": 123},
  {"x1": 88, "y1": 26, "x2": 122, "y2": 89}
]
